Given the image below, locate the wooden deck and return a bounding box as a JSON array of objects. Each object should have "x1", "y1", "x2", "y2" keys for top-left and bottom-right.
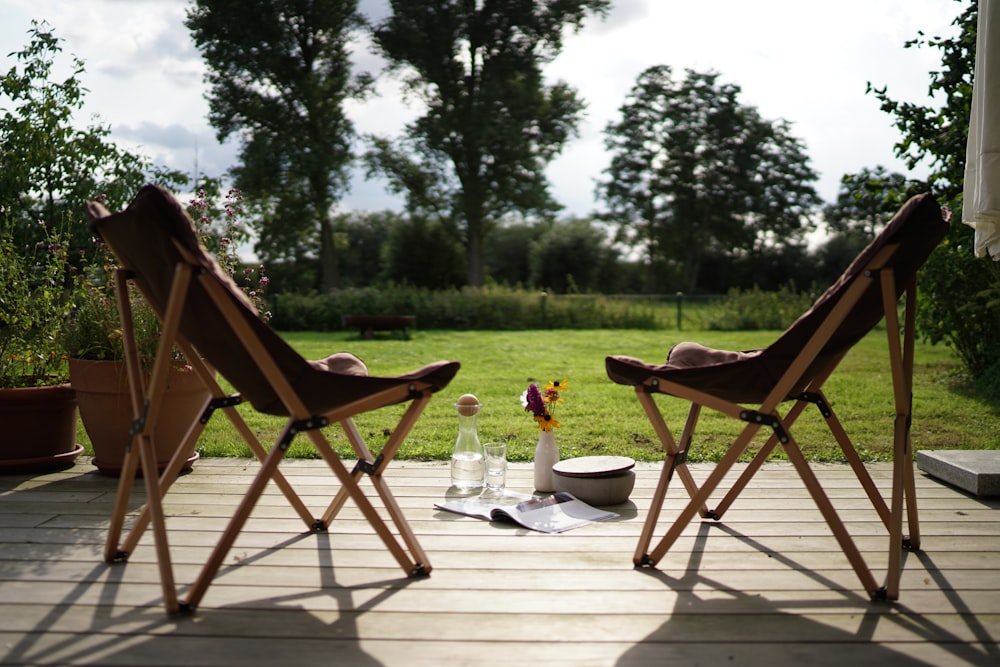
[{"x1": 1, "y1": 457, "x2": 998, "y2": 666}]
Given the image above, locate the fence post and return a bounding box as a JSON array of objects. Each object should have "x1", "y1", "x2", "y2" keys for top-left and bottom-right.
[{"x1": 676, "y1": 291, "x2": 684, "y2": 331}]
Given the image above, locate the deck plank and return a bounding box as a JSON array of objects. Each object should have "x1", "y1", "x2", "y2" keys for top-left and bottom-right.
[{"x1": 1, "y1": 458, "x2": 998, "y2": 666}]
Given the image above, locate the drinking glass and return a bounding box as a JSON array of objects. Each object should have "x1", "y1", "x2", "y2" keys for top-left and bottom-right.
[{"x1": 483, "y1": 442, "x2": 507, "y2": 494}]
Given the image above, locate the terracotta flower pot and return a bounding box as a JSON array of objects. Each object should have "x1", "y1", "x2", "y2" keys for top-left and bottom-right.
[
  {"x1": 0, "y1": 383, "x2": 83, "y2": 473},
  {"x1": 68, "y1": 359, "x2": 209, "y2": 476}
]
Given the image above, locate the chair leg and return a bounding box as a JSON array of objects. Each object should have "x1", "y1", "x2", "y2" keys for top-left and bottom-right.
[
  {"x1": 710, "y1": 398, "x2": 812, "y2": 519},
  {"x1": 182, "y1": 424, "x2": 296, "y2": 612},
  {"x1": 885, "y1": 412, "x2": 918, "y2": 601},
  {"x1": 118, "y1": 417, "x2": 207, "y2": 556},
  {"x1": 136, "y1": 432, "x2": 181, "y2": 615},
  {"x1": 633, "y1": 394, "x2": 705, "y2": 566},
  {"x1": 103, "y1": 441, "x2": 140, "y2": 563},
  {"x1": 307, "y1": 428, "x2": 421, "y2": 576},
  {"x1": 781, "y1": 429, "x2": 881, "y2": 597},
  {"x1": 323, "y1": 398, "x2": 435, "y2": 575},
  {"x1": 646, "y1": 421, "x2": 762, "y2": 567}
]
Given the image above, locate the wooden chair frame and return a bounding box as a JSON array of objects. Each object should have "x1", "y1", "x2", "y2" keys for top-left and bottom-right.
[
  {"x1": 627, "y1": 245, "x2": 921, "y2": 601},
  {"x1": 97, "y1": 199, "x2": 455, "y2": 616},
  {"x1": 608, "y1": 193, "x2": 949, "y2": 603}
]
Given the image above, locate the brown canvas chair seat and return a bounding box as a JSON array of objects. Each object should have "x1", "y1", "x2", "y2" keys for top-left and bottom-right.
[
  {"x1": 88, "y1": 185, "x2": 459, "y2": 615},
  {"x1": 606, "y1": 193, "x2": 949, "y2": 601}
]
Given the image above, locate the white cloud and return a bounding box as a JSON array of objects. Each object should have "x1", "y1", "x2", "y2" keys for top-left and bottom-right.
[{"x1": 1, "y1": 0, "x2": 963, "y2": 215}]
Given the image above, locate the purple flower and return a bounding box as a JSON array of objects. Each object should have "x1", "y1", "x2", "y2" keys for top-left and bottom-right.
[{"x1": 524, "y1": 383, "x2": 546, "y2": 418}]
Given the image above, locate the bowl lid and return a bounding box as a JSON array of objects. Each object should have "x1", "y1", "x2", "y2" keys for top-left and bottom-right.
[{"x1": 552, "y1": 455, "x2": 635, "y2": 478}]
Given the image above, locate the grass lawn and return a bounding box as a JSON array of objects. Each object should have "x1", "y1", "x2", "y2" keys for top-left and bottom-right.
[{"x1": 76, "y1": 328, "x2": 1000, "y2": 463}]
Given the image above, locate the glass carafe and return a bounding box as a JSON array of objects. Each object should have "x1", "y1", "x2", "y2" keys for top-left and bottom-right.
[{"x1": 451, "y1": 394, "x2": 484, "y2": 490}]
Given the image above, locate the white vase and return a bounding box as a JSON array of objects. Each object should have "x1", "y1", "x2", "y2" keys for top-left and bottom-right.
[{"x1": 533, "y1": 429, "x2": 559, "y2": 492}]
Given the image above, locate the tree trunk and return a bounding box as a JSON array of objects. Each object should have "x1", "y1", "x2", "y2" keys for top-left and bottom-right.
[
  {"x1": 463, "y1": 188, "x2": 486, "y2": 287},
  {"x1": 466, "y1": 226, "x2": 484, "y2": 287},
  {"x1": 318, "y1": 212, "x2": 339, "y2": 293}
]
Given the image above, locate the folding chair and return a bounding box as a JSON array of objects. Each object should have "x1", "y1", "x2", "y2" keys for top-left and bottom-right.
[
  {"x1": 87, "y1": 185, "x2": 460, "y2": 615},
  {"x1": 606, "y1": 194, "x2": 949, "y2": 601}
]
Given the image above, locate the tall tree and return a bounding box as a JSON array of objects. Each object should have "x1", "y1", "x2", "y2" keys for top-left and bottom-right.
[
  {"x1": 597, "y1": 66, "x2": 821, "y2": 293},
  {"x1": 186, "y1": 0, "x2": 370, "y2": 292},
  {"x1": 366, "y1": 0, "x2": 610, "y2": 287},
  {"x1": 823, "y1": 167, "x2": 924, "y2": 238}
]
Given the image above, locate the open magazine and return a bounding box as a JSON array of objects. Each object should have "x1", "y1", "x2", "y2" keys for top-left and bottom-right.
[{"x1": 435, "y1": 491, "x2": 618, "y2": 533}]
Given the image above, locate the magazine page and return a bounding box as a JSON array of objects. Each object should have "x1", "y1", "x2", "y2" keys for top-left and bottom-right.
[
  {"x1": 435, "y1": 491, "x2": 617, "y2": 534},
  {"x1": 435, "y1": 491, "x2": 534, "y2": 522},
  {"x1": 506, "y1": 492, "x2": 618, "y2": 533}
]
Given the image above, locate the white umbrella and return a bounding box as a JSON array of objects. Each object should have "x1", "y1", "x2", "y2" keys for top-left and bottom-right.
[{"x1": 964, "y1": 0, "x2": 1000, "y2": 260}]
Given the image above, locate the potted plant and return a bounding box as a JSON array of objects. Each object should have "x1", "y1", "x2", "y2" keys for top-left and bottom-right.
[
  {"x1": 0, "y1": 228, "x2": 82, "y2": 473},
  {"x1": 63, "y1": 187, "x2": 268, "y2": 476},
  {"x1": 62, "y1": 232, "x2": 210, "y2": 477}
]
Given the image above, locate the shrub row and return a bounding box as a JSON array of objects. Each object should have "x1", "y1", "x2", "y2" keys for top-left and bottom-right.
[
  {"x1": 268, "y1": 286, "x2": 664, "y2": 331},
  {"x1": 266, "y1": 284, "x2": 823, "y2": 333}
]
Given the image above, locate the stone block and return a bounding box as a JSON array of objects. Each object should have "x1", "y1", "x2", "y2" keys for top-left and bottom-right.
[{"x1": 917, "y1": 450, "x2": 1000, "y2": 497}]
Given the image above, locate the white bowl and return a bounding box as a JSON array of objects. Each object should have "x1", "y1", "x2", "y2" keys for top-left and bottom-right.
[{"x1": 552, "y1": 456, "x2": 636, "y2": 506}]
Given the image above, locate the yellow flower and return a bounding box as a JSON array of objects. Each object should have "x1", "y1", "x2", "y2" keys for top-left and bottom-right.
[
  {"x1": 545, "y1": 379, "x2": 569, "y2": 393},
  {"x1": 534, "y1": 413, "x2": 559, "y2": 431}
]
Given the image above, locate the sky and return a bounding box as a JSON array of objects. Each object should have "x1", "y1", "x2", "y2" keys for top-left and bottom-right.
[{"x1": 0, "y1": 0, "x2": 963, "y2": 219}]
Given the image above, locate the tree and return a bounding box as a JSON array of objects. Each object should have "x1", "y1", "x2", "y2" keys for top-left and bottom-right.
[
  {"x1": 185, "y1": 0, "x2": 370, "y2": 292},
  {"x1": 483, "y1": 221, "x2": 539, "y2": 286},
  {"x1": 597, "y1": 66, "x2": 821, "y2": 294},
  {"x1": 867, "y1": 0, "x2": 977, "y2": 199},
  {"x1": 815, "y1": 167, "x2": 925, "y2": 281},
  {"x1": 336, "y1": 210, "x2": 396, "y2": 287},
  {"x1": 379, "y1": 215, "x2": 465, "y2": 288},
  {"x1": 0, "y1": 22, "x2": 155, "y2": 250},
  {"x1": 869, "y1": 0, "x2": 1000, "y2": 380},
  {"x1": 366, "y1": 0, "x2": 611, "y2": 287},
  {"x1": 529, "y1": 218, "x2": 621, "y2": 293},
  {"x1": 823, "y1": 167, "x2": 925, "y2": 238}
]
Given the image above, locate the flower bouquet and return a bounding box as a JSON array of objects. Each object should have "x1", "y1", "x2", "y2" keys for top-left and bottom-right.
[{"x1": 522, "y1": 379, "x2": 568, "y2": 491}]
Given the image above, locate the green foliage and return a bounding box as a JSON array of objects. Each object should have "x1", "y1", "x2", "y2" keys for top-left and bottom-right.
[
  {"x1": 335, "y1": 210, "x2": 398, "y2": 288},
  {"x1": 597, "y1": 65, "x2": 822, "y2": 294},
  {"x1": 185, "y1": 0, "x2": 370, "y2": 292},
  {"x1": 866, "y1": 0, "x2": 977, "y2": 198},
  {"x1": 0, "y1": 224, "x2": 71, "y2": 387},
  {"x1": 0, "y1": 22, "x2": 155, "y2": 251},
  {"x1": 60, "y1": 240, "x2": 172, "y2": 369},
  {"x1": 367, "y1": 0, "x2": 611, "y2": 286},
  {"x1": 866, "y1": 1, "x2": 999, "y2": 379},
  {"x1": 379, "y1": 216, "x2": 465, "y2": 288},
  {"x1": 704, "y1": 284, "x2": 818, "y2": 331},
  {"x1": 823, "y1": 167, "x2": 925, "y2": 238},
  {"x1": 267, "y1": 285, "x2": 664, "y2": 331},
  {"x1": 529, "y1": 218, "x2": 622, "y2": 293},
  {"x1": 483, "y1": 222, "x2": 538, "y2": 286},
  {"x1": 916, "y1": 218, "x2": 1000, "y2": 377},
  {"x1": 976, "y1": 360, "x2": 1000, "y2": 402},
  {"x1": 814, "y1": 168, "x2": 927, "y2": 288}
]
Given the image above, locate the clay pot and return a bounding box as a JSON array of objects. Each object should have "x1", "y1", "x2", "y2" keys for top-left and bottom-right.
[
  {"x1": 0, "y1": 383, "x2": 83, "y2": 473},
  {"x1": 69, "y1": 359, "x2": 208, "y2": 476}
]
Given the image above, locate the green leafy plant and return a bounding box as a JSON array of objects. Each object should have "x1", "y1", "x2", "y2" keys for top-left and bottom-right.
[
  {"x1": 62, "y1": 188, "x2": 270, "y2": 369},
  {"x1": 0, "y1": 225, "x2": 72, "y2": 388},
  {"x1": 61, "y1": 236, "x2": 169, "y2": 368}
]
